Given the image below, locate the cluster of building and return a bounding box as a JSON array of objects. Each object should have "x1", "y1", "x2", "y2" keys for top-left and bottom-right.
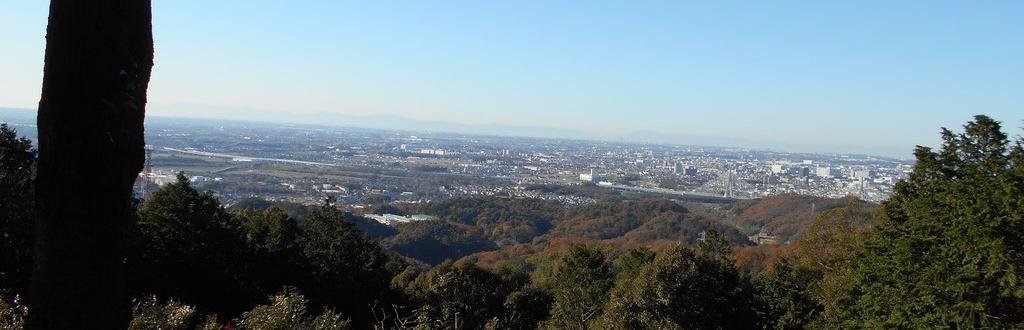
[
  {"x1": 134, "y1": 118, "x2": 912, "y2": 207},
  {"x1": 363, "y1": 213, "x2": 437, "y2": 226}
]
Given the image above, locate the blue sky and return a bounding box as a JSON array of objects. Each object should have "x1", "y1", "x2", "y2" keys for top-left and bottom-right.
[{"x1": 2, "y1": 1, "x2": 1022, "y2": 157}]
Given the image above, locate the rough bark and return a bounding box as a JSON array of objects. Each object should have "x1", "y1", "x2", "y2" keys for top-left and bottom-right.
[{"x1": 28, "y1": 1, "x2": 153, "y2": 328}]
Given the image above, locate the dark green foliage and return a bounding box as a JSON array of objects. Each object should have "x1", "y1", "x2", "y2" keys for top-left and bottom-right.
[
  {"x1": 414, "y1": 197, "x2": 560, "y2": 245},
  {"x1": 616, "y1": 247, "x2": 656, "y2": 281},
  {"x1": 845, "y1": 115, "x2": 1024, "y2": 328},
  {"x1": 601, "y1": 243, "x2": 756, "y2": 329},
  {"x1": 696, "y1": 229, "x2": 733, "y2": 257},
  {"x1": 384, "y1": 220, "x2": 498, "y2": 265},
  {"x1": 0, "y1": 291, "x2": 27, "y2": 329},
  {"x1": 10, "y1": 115, "x2": 1023, "y2": 328},
  {"x1": 231, "y1": 197, "x2": 274, "y2": 212},
  {"x1": 544, "y1": 246, "x2": 614, "y2": 329},
  {"x1": 236, "y1": 288, "x2": 351, "y2": 330},
  {"x1": 753, "y1": 259, "x2": 818, "y2": 330},
  {"x1": 230, "y1": 197, "x2": 312, "y2": 221},
  {"x1": 0, "y1": 124, "x2": 34, "y2": 293},
  {"x1": 131, "y1": 173, "x2": 256, "y2": 317},
  {"x1": 129, "y1": 179, "x2": 400, "y2": 327},
  {"x1": 365, "y1": 203, "x2": 409, "y2": 216},
  {"x1": 302, "y1": 204, "x2": 396, "y2": 326},
  {"x1": 495, "y1": 285, "x2": 553, "y2": 330},
  {"x1": 231, "y1": 196, "x2": 397, "y2": 239},
  {"x1": 404, "y1": 260, "x2": 514, "y2": 329},
  {"x1": 129, "y1": 295, "x2": 215, "y2": 330},
  {"x1": 240, "y1": 207, "x2": 302, "y2": 254},
  {"x1": 553, "y1": 199, "x2": 686, "y2": 240},
  {"x1": 487, "y1": 261, "x2": 553, "y2": 329},
  {"x1": 237, "y1": 208, "x2": 309, "y2": 299},
  {"x1": 553, "y1": 199, "x2": 748, "y2": 245},
  {"x1": 349, "y1": 214, "x2": 399, "y2": 240}
]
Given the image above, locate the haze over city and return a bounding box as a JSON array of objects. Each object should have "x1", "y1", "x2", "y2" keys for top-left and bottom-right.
[
  {"x1": 3, "y1": 1, "x2": 1022, "y2": 158},
  {"x1": 5, "y1": 1, "x2": 1024, "y2": 328}
]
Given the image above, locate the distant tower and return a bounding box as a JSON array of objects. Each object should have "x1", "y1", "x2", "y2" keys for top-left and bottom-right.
[
  {"x1": 141, "y1": 146, "x2": 153, "y2": 198},
  {"x1": 145, "y1": 147, "x2": 153, "y2": 176}
]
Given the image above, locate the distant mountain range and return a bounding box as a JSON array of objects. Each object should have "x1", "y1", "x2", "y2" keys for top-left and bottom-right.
[{"x1": 1, "y1": 106, "x2": 911, "y2": 159}]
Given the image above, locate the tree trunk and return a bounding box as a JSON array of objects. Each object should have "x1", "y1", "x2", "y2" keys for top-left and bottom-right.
[{"x1": 28, "y1": 1, "x2": 153, "y2": 328}]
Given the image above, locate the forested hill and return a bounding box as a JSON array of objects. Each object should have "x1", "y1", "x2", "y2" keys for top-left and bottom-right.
[
  {"x1": 728, "y1": 194, "x2": 874, "y2": 242},
  {"x1": 232, "y1": 194, "x2": 863, "y2": 268},
  {"x1": 4, "y1": 116, "x2": 1023, "y2": 328},
  {"x1": 386, "y1": 197, "x2": 751, "y2": 266}
]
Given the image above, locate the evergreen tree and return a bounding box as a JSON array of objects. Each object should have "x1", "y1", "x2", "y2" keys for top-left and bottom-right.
[
  {"x1": 494, "y1": 285, "x2": 553, "y2": 330},
  {"x1": 301, "y1": 202, "x2": 395, "y2": 327},
  {"x1": 238, "y1": 207, "x2": 309, "y2": 297},
  {"x1": 128, "y1": 295, "x2": 216, "y2": 330},
  {"x1": 236, "y1": 288, "x2": 351, "y2": 330},
  {"x1": 0, "y1": 124, "x2": 34, "y2": 293},
  {"x1": 543, "y1": 246, "x2": 614, "y2": 330},
  {"x1": 404, "y1": 260, "x2": 512, "y2": 329},
  {"x1": 601, "y1": 243, "x2": 755, "y2": 329},
  {"x1": 845, "y1": 115, "x2": 1024, "y2": 328},
  {"x1": 754, "y1": 259, "x2": 818, "y2": 330},
  {"x1": 131, "y1": 174, "x2": 255, "y2": 317},
  {"x1": 488, "y1": 260, "x2": 552, "y2": 330},
  {"x1": 616, "y1": 247, "x2": 656, "y2": 282}
]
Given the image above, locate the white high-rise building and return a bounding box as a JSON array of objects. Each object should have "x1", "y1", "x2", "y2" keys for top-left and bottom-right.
[
  {"x1": 580, "y1": 169, "x2": 604, "y2": 182},
  {"x1": 853, "y1": 169, "x2": 875, "y2": 180},
  {"x1": 816, "y1": 166, "x2": 840, "y2": 178}
]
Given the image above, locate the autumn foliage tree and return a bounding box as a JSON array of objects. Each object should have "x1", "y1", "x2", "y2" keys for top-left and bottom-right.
[{"x1": 754, "y1": 200, "x2": 876, "y2": 329}]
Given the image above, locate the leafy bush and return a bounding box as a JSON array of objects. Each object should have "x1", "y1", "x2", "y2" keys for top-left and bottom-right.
[
  {"x1": 0, "y1": 292, "x2": 27, "y2": 330},
  {"x1": 237, "y1": 288, "x2": 350, "y2": 330},
  {"x1": 129, "y1": 295, "x2": 214, "y2": 330}
]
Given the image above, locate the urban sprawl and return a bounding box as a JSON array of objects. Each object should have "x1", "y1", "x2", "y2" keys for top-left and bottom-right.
[{"x1": 133, "y1": 118, "x2": 909, "y2": 215}]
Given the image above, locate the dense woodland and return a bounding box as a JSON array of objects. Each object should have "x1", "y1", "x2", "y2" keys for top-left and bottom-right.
[{"x1": 2, "y1": 115, "x2": 1023, "y2": 328}]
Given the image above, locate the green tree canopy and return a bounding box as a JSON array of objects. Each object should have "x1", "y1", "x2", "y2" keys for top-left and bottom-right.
[
  {"x1": 543, "y1": 245, "x2": 614, "y2": 330},
  {"x1": 602, "y1": 242, "x2": 755, "y2": 329},
  {"x1": 301, "y1": 203, "x2": 397, "y2": 326},
  {"x1": 237, "y1": 207, "x2": 309, "y2": 300},
  {"x1": 236, "y1": 288, "x2": 351, "y2": 330},
  {"x1": 845, "y1": 115, "x2": 1024, "y2": 328},
  {"x1": 131, "y1": 173, "x2": 255, "y2": 317},
  {"x1": 0, "y1": 123, "x2": 34, "y2": 293},
  {"x1": 403, "y1": 260, "x2": 514, "y2": 329}
]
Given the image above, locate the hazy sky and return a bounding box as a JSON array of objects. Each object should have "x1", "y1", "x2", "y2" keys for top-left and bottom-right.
[{"x1": 2, "y1": 1, "x2": 1022, "y2": 157}]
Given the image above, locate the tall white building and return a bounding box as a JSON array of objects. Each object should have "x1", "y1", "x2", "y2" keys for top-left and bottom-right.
[
  {"x1": 853, "y1": 169, "x2": 875, "y2": 180},
  {"x1": 580, "y1": 169, "x2": 604, "y2": 182},
  {"x1": 816, "y1": 166, "x2": 840, "y2": 178}
]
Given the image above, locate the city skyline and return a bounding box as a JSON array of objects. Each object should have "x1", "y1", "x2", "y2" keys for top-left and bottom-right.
[
  {"x1": 0, "y1": 106, "x2": 942, "y2": 160},
  {"x1": 3, "y1": 1, "x2": 1022, "y2": 158}
]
